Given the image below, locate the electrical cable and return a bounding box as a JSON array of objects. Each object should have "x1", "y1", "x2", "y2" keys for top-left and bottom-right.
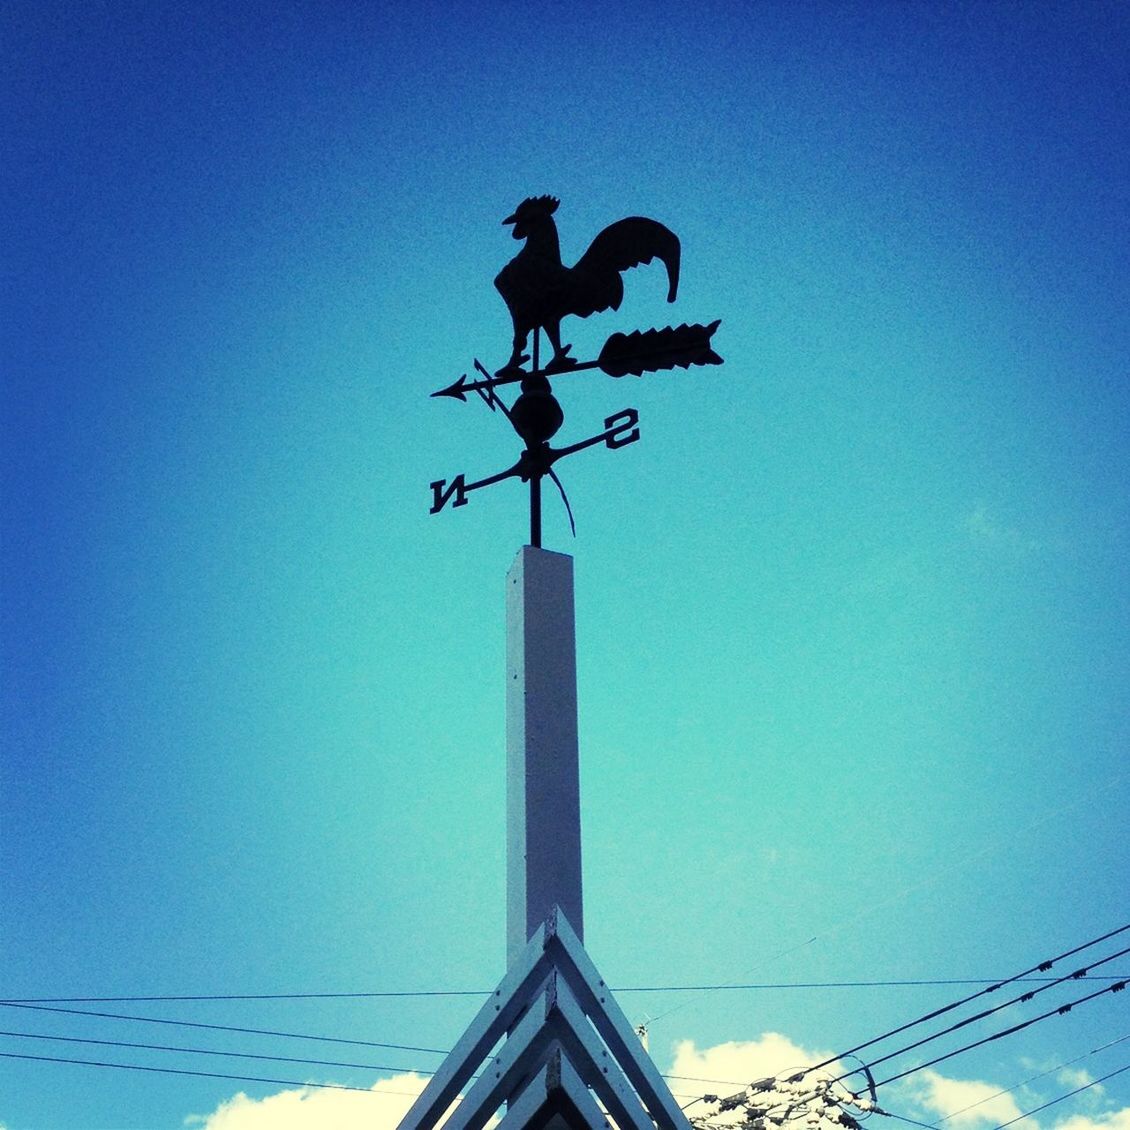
[
  {"x1": 803, "y1": 923, "x2": 1130, "y2": 1077},
  {"x1": 870, "y1": 979, "x2": 1127, "y2": 1090},
  {"x1": 933, "y1": 1031, "x2": 1130, "y2": 1123},
  {"x1": 0, "y1": 1001, "x2": 447, "y2": 1054},
  {"x1": 646, "y1": 932, "x2": 824, "y2": 1025},
  {"x1": 7, "y1": 933, "x2": 1127, "y2": 1107},
  {"x1": 992, "y1": 1061, "x2": 1130, "y2": 1130},
  {"x1": 17, "y1": 961, "x2": 1127, "y2": 1104},
  {"x1": 764, "y1": 1026, "x2": 1130, "y2": 1130},
  {"x1": 1, "y1": 1001, "x2": 749, "y2": 1095},
  {"x1": 5, "y1": 975, "x2": 1127, "y2": 1005},
  {"x1": 831, "y1": 944, "x2": 1130, "y2": 1084},
  {"x1": 617, "y1": 975, "x2": 1127, "y2": 992},
  {"x1": 872, "y1": 1109, "x2": 940, "y2": 1130},
  {"x1": 1, "y1": 990, "x2": 485, "y2": 1003},
  {"x1": 672, "y1": 927, "x2": 1130, "y2": 1097},
  {"x1": 0, "y1": 1050, "x2": 421, "y2": 1095},
  {"x1": 0, "y1": 1028, "x2": 439, "y2": 1076},
  {"x1": 675, "y1": 938, "x2": 1130, "y2": 1117},
  {"x1": 687, "y1": 1035, "x2": 1130, "y2": 1130}
]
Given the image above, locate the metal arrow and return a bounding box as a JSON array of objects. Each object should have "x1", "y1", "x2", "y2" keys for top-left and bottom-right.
[{"x1": 431, "y1": 320, "x2": 722, "y2": 402}]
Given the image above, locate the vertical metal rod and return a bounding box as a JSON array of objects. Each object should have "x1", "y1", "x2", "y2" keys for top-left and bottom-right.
[
  {"x1": 529, "y1": 327, "x2": 542, "y2": 548},
  {"x1": 530, "y1": 475, "x2": 542, "y2": 548}
]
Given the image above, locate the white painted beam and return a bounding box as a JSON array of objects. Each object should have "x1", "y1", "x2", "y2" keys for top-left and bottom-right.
[{"x1": 507, "y1": 547, "x2": 583, "y2": 964}]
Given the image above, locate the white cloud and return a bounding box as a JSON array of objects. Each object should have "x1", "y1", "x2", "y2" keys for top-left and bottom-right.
[
  {"x1": 669, "y1": 1033, "x2": 848, "y2": 1125},
  {"x1": 185, "y1": 1073, "x2": 440, "y2": 1130},
  {"x1": 671, "y1": 1031, "x2": 837, "y2": 1086},
  {"x1": 181, "y1": 1037, "x2": 1130, "y2": 1130},
  {"x1": 1054, "y1": 1109, "x2": 1130, "y2": 1130},
  {"x1": 904, "y1": 1068, "x2": 1028, "y2": 1128},
  {"x1": 189, "y1": 1033, "x2": 839, "y2": 1130},
  {"x1": 1057, "y1": 1068, "x2": 1098, "y2": 1093}
]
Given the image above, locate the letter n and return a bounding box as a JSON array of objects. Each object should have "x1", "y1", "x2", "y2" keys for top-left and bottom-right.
[{"x1": 430, "y1": 475, "x2": 469, "y2": 514}]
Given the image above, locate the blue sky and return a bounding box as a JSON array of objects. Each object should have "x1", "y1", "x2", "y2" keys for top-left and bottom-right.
[{"x1": 2, "y1": 2, "x2": 1128, "y2": 1127}]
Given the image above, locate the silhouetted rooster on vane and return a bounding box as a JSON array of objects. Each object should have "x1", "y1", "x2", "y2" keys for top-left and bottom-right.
[{"x1": 495, "y1": 196, "x2": 681, "y2": 377}]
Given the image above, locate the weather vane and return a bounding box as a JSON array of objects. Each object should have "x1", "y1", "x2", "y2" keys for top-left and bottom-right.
[{"x1": 429, "y1": 195, "x2": 723, "y2": 546}]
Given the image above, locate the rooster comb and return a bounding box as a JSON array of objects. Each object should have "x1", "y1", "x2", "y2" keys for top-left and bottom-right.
[{"x1": 510, "y1": 195, "x2": 560, "y2": 219}]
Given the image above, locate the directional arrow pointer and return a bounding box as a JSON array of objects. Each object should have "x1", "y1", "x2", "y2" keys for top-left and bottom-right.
[
  {"x1": 430, "y1": 320, "x2": 722, "y2": 401},
  {"x1": 433, "y1": 373, "x2": 472, "y2": 402}
]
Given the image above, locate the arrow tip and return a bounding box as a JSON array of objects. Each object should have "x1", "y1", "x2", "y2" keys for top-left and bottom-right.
[{"x1": 431, "y1": 374, "x2": 469, "y2": 402}]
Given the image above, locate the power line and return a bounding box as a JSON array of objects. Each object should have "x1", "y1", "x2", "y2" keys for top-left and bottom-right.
[
  {"x1": 0, "y1": 1050, "x2": 416, "y2": 1095},
  {"x1": 843, "y1": 1043, "x2": 1130, "y2": 1130},
  {"x1": 0, "y1": 1001, "x2": 447, "y2": 1055},
  {"x1": 668, "y1": 926, "x2": 1130, "y2": 1093},
  {"x1": 804, "y1": 923, "x2": 1130, "y2": 1077},
  {"x1": 647, "y1": 932, "x2": 826, "y2": 1025},
  {"x1": 871, "y1": 979, "x2": 1127, "y2": 1090},
  {"x1": 873, "y1": 1110, "x2": 939, "y2": 1130},
  {"x1": 0, "y1": 1009, "x2": 755, "y2": 1095},
  {"x1": 9, "y1": 1001, "x2": 715, "y2": 1098},
  {"x1": 681, "y1": 932, "x2": 1130, "y2": 1101},
  {"x1": 0, "y1": 1028, "x2": 439, "y2": 1077},
  {"x1": 676, "y1": 932, "x2": 1130, "y2": 1107},
  {"x1": 665, "y1": 946, "x2": 1130, "y2": 1094},
  {"x1": 1, "y1": 990, "x2": 488, "y2": 1003},
  {"x1": 833, "y1": 944, "x2": 1130, "y2": 1084},
  {"x1": 682, "y1": 996, "x2": 1130, "y2": 1130},
  {"x1": 934, "y1": 1031, "x2": 1130, "y2": 1123},
  {"x1": 7, "y1": 934, "x2": 1127, "y2": 1105},
  {"x1": 619, "y1": 975, "x2": 1128, "y2": 991},
  {"x1": 5, "y1": 975, "x2": 1127, "y2": 1005},
  {"x1": 993, "y1": 1061, "x2": 1130, "y2": 1130}
]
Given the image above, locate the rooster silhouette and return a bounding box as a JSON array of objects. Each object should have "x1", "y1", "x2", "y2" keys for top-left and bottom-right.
[{"x1": 494, "y1": 195, "x2": 681, "y2": 377}]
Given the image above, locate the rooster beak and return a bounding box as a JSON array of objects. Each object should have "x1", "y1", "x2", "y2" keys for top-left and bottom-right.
[{"x1": 502, "y1": 213, "x2": 517, "y2": 225}]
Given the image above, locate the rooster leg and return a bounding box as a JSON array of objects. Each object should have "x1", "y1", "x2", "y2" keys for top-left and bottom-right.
[
  {"x1": 496, "y1": 328, "x2": 530, "y2": 377},
  {"x1": 543, "y1": 320, "x2": 577, "y2": 374}
]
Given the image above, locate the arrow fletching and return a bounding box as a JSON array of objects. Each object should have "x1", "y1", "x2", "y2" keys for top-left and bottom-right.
[{"x1": 598, "y1": 320, "x2": 722, "y2": 378}]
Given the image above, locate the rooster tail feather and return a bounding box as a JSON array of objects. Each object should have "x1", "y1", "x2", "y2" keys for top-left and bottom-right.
[
  {"x1": 575, "y1": 216, "x2": 681, "y2": 311},
  {"x1": 662, "y1": 232, "x2": 680, "y2": 302}
]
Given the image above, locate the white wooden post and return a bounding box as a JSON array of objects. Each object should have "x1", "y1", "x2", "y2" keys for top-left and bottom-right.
[
  {"x1": 399, "y1": 554, "x2": 693, "y2": 1130},
  {"x1": 506, "y1": 546, "x2": 583, "y2": 965}
]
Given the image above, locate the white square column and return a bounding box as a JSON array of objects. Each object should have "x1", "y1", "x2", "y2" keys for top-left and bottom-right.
[{"x1": 506, "y1": 546, "x2": 583, "y2": 965}]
